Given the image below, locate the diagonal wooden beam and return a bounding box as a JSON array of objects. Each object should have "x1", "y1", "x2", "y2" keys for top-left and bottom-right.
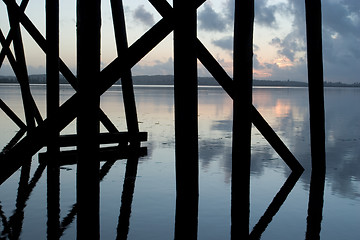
[
  {"x1": 2, "y1": 0, "x2": 119, "y2": 133},
  {"x1": 6, "y1": 0, "x2": 35, "y2": 128},
  {"x1": 0, "y1": 29, "x2": 43, "y2": 126},
  {"x1": 0, "y1": 0, "x2": 29, "y2": 66},
  {"x1": 196, "y1": 40, "x2": 303, "y2": 172},
  {"x1": 0, "y1": 0, "x2": 303, "y2": 186},
  {"x1": 0, "y1": 98, "x2": 26, "y2": 129},
  {"x1": 110, "y1": 0, "x2": 139, "y2": 138},
  {"x1": 0, "y1": 15, "x2": 173, "y2": 185},
  {"x1": 149, "y1": 0, "x2": 303, "y2": 173}
]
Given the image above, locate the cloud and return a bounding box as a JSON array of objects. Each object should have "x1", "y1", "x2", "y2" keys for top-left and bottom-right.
[
  {"x1": 254, "y1": 0, "x2": 278, "y2": 28},
  {"x1": 198, "y1": 3, "x2": 228, "y2": 32},
  {"x1": 132, "y1": 58, "x2": 173, "y2": 75},
  {"x1": 320, "y1": 0, "x2": 360, "y2": 82},
  {"x1": 133, "y1": 5, "x2": 154, "y2": 27},
  {"x1": 199, "y1": 0, "x2": 281, "y2": 32},
  {"x1": 212, "y1": 36, "x2": 233, "y2": 51},
  {"x1": 263, "y1": 0, "x2": 360, "y2": 83}
]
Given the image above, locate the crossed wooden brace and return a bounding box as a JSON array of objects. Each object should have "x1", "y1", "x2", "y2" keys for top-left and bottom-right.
[{"x1": 0, "y1": 0, "x2": 303, "y2": 185}]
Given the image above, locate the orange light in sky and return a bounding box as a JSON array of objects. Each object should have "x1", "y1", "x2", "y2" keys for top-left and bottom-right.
[{"x1": 274, "y1": 57, "x2": 294, "y2": 68}]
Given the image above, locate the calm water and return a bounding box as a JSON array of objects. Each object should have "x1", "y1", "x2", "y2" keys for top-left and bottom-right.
[{"x1": 0, "y1": 84, "x2": 359, "y2": 239}]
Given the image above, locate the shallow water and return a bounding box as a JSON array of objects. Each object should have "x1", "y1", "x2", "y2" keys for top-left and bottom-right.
[{"x1": 0, "y1": 84, "x2": 359, "y2": 239}]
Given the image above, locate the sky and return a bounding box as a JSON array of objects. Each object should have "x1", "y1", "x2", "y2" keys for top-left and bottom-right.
[{"x1": 0, "y1": 0, "x2": 359, "y2": 83}]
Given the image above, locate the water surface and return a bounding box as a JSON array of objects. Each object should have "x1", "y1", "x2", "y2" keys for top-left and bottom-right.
[{"x1": 0, "y1": 85, "x2": 359, "y2": 239}]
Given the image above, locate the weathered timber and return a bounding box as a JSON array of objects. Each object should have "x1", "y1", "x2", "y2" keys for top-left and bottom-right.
[
  {"x1": 0, "y1": 29, "x2": 43, "y2": 126},
  {"x1": 250, "y1": 171, "x2": 302, "y2": 239},
  {"x1": 196, "y1": 40, "x2": 303, "y2": 172},
  {"x1": 116, "y1": 157, "x2": 139, "y2": 240},
  {"x1": 38, "y1": 146, "x2": 147, "y2": 166},
  {"x1": 110, "y1": 0, "x2": 139, "y2": 139},
  {"x1": 0, "y1": 128, "x2": 26, "y2": 155},
  {"x1": 0, "y1": 98, "x2": 26, "y2": 129},
  {"x1": 148, "y1": 0, "x2": 303, "y2": 175},
  {"x1": 305, "y1": 0, "x2": 326, "y2": 172},
  {"x1": 45, "y1": 0, "x2": 60, "y2": 237},
  {"x1": 305, "y1": 0, "x2": 326, "y2": 239},
  {"x1": 47, "y1": 132, "x2": 147, "y2": 147},
  {"x1": 2, "y1": 0, "x2": 118, "y2": 133},
  {"x1": 76, "y1": 0, "x2": 101, "y2": 238},
  {"x1": 46, "y1": 0, "x2": 59, "y2": 146},
  {"x1": 173, "y1": 0, "x2": 198, "y2": 239},
  {"x1": 5, "y1": 2, "x2": 43, "y2": 128},
  {"x1": 231, "y1": 0, "x2": 254, "y2": 238},
  {"x1": 0, "y1": 0, "x2": 30, "y2": 66},
  {"x1": 0, "y1": 15, "x2": 172, "y2": 185}
]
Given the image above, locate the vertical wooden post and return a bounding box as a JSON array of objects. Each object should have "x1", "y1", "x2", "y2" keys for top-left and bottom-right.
[
  {"x1": 46, "y1": 0, "x2": 60, "y2": 238},
  {"x1": 46, "y1": 161, "x2": 60, "y2": 240},
  {"x1": 173, "y1": 0, "x2": 198, "y2": 239},
  {"x1": 305, "y1": 0, "x2": 326, "y2": 172},
  {"x1": 6, "y1": 4, "x2": 36, "y2": 131},
  {"x1": 110, "y1": 0, "x2": 139, "y2": 143},
  {"x1": 76, "y1": 0, "x2": 101, "y2": 238},
  {"x1": 232, "y1": 0, "x2": 254, "y2": 238},
  {"x1": 46, "y1": 0, "x2": 59, "y2": 141},
  {"x1": 304, "y1": 0, "x2": 326, "y2": 238},
  {"x1": 116, "y1": 157, "x2": 139, "y2": 240}
]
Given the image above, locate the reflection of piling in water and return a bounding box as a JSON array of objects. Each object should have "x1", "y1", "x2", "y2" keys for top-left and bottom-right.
[
  {"x1": 46, "y1": 0, "x2": 60, "y2": 238},
  {"x1": 305, "y1": 0, "x2": 326, "y2": 239},
  {"x1": 231, "y1": 0, "x2": 254, "y2": 238},
  {"x1": 76, "y1": 0, "x2": 101, "y2": 238},
  {"x1": 173, "y1": 0, "x2": 199, "y2": 239},
  {"x1": 0, "y1": 0, "x2": 328, "y2": 238}
]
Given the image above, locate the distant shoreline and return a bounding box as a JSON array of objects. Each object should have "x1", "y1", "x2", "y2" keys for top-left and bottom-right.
[{"x1": 0, "y1": 74, "x2": 359, "y2": 88}]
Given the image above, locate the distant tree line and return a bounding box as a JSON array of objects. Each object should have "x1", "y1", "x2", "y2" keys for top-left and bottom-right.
[{"x1": 0, "y1": 74, "x2": 359, "y2": 87}]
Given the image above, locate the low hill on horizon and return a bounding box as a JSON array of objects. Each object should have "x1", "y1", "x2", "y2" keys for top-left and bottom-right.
[{"x1": 0, "y1": 74, "x2": 358, "y2": 87}]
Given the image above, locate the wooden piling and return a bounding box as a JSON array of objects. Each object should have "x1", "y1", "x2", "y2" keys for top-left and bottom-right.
[
  {"x1": 0, "y1": 98, "x2": 26, "y2": 129},
  {"x1": 173, "y1": 0, "x2": 198, "y2": 239},
  {"x1": 116, "y1": 157, "x2": 139, "y2": 240},
  {"x1": 76, "y1": 0, "x2": 101, "y2": 238},
  {"x1": 305, "y1": 0, "x2": 326, "y2": 172},
  {"x1": 45, "y1": 0, "x2": 60, "y2": 238},
  {"x1": 304, "y1": 0, "x2": 326, "y2": 238},
  {"x1": 231, "y1": 0, "x2": 254, "y2": 238},
  {"x1": 6, "y1": 3, "x2": 36, "y2": 131},
  {"x1": 46, "y1": 0, "x2": 59, "y2": 150},
  {"x1": 110, "y1": 0, "x2": 140, "y2": 142}
]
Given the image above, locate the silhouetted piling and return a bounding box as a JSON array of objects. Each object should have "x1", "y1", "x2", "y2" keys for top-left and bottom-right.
[
  {"x1": 305, "y1": 0, "x2": 326, "y2": 172},
  {"x1": 116, "y1": 157, "x2": 139, "y2": 240},
  {"x1": 232, "y1": 0, "x2": 254, "y2": 238},
  {"x1": 110, "y1": 0, "x2": 140, "y2": 142},
  {"x1": 173, "y1": 0, "x2": 198, "y2": 239},
  {"x1": 6, "y1": 3, "x2": 36, "y2": 131},
  {"x1": 0, "y1": 99, "x2": 26, "y2": 129},
  {"x1": 45, "y1": 0, "x2": 60, "y2": 238},
  {"x1": 47, "y1": 159, "x2": 60, "y2": 240},
  {"x1": 76, "y1": 0, "x2": 101, "y2": 238},
  {"x1": 46, "y1": 0, "x2": 59, "y2": 151},
  {"x1": 304, "y1": 0, "x2": 326, "y2": 238}
]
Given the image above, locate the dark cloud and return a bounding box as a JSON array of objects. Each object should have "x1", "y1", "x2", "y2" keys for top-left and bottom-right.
[
  {"x1": 133, "y1": 5, "x2": 154, "y2": 27},
  {"x1": 255, "y1": 0, "x2": 278, "y2": 28},
  {"x1": 198, "y1": 4, "x2": 228, "y2": 32},
  {"x1": 199, "y1": 0, "x2": 278, "y2": 31},
  {"x1": 253, "y1": 54, "x2": 265, "y2": 70},
  {"x1": 270, "y1": 33, "x2": 306, "y2": 62},
  {"x1": 212, "y1": 36, "x2": 233, "y2": 51},
  {"x1": 321, "y1": 0, "x2": 360, "y2": 82},
  {"x1": 264, "y1": 0, "x2": 360, "y2": 83}
]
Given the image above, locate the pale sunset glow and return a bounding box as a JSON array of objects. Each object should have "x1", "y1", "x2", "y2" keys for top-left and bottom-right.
[{"x1": 0, "y1": 0, "x2": 359, "y2": 83}]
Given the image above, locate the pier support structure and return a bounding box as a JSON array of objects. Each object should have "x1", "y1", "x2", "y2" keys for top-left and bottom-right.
[{"x1": 0, "y1": 0, "x2": 327, "y2": 238}]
